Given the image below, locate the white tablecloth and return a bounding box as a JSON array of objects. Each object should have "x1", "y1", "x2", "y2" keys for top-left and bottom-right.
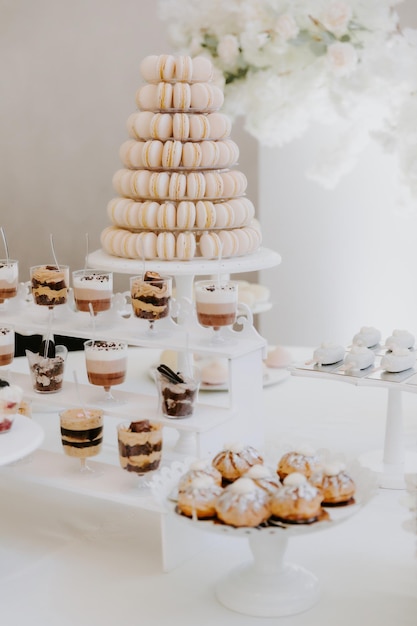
[{"x1": 0, "y1": 347, "x2": 416, "y2": 625}]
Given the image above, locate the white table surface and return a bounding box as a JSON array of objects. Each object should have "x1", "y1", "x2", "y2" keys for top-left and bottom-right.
[{"x1": 0, "y1": 346, "x2": 416, "y2": 625}]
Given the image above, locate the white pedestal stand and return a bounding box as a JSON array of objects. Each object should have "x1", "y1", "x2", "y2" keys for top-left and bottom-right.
[
  {"x1": 215, "y1": 532, "x2": 319, "y2": 617},
  {"x1": 359, "y1": 388, "x2": 417, "y2": 489}
]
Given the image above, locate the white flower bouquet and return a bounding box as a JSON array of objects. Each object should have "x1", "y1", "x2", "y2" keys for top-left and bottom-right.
[{"x1": 158, "y1": 0, "x2": 417, "y2": 195}]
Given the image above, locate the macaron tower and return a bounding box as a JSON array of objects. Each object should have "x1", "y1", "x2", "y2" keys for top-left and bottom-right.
[{"x1": 101, "y1": 53, "x2": 262, "y2": 260}]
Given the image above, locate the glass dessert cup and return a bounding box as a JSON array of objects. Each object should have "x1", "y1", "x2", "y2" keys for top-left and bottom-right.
[
  {"x1": 153, "y1": 364, "x2": 200, "y2": 419},
  {"x1": 30, "y1": 265, "x2": 70, "y2": 318},
  {"x1": 194, "y1": 280, "x2": 238, "y2": 344},
  {"x1": 84, "y1": 339, "x2": 128, "y2": 404},
  {"x1": 26, "y1": 344, "x2": 67, "y2": 393},
  {"x1": 130, "y1": 273, "x2": 172, "y2": 335},
  {"x1": 72, "y1": 269, "x2": 113, "y2": 317},
  {"x1": 117, "y1": 419, "x2": 163, "y2": 490},
  {"x1": 0, "y1": 325, "x2": 15, "y2": 375},
  {"x1": 0, "y1": 259, "x2": 18, "y2": 310},
  {"x1": 59, "y1": 407, "x2": 104, "y2": 475}
]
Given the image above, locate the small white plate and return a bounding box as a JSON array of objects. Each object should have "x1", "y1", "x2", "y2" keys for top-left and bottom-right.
[{"x1": 0, "y1": 415, "x2": 44, "y2": 466}]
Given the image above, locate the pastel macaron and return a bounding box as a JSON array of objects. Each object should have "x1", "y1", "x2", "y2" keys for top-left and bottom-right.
[
  {"x1": 177, "y1": 201, "x2": 196, "y2": 229},
  {"x1": 156, "y1": 232, "x2": 176, "y2": 259},
  {"x1": 176, "y1": 232, "x2": 197, "y2": 260},
  {"x1": 140, "y1": 54, "x2": 176, "y2": 82}
]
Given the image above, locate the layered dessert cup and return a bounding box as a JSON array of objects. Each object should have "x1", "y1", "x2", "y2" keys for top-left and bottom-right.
[
  {"x1": 195, "y1": 280, "x2": 238, "y2": 330},
  {"x1": 130, "y1": 272, "x2": 172, "y2": 326},
  {"x1": 0, "y1": 259, "x2": 18, "y2": 303},
  {"x1": 26, "y1": 345, "x2": 67, "y2": 393},
  {"x1": 154, "y1": 365, "x2": 199, "y2": 418},
  {"x1": 117, "y1": 419, "x2": 163, "y2": 476},
  {"x1": 0, "y1": 326, "x2": 15, "y2": 367},
  {"x1": 60, "y1": 407, "x2": 103, "y2": 459},
  {"x1": 72, "y1": 269, "x2": 113, "y2": 314},
  {"x1": 30, "y1": 264, "x2": 69, "y2": 307},
  {"x1": 84, "y1": 340, "x2": 128, "y2": 399}
]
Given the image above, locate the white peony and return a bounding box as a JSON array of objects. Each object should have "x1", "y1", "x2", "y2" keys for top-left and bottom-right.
[
  {"x1": 217, "y1": 34, "x2": 240, "y2": 68},
  {"x1": 326, "y1": 42, "x2": 358, "y2": 77},
  {"x1": 274, "y1": 14, "x2": 299, "y2": 41},
  {"x1": 321, "y1": 1, "x2": 352, "y2": 37}
]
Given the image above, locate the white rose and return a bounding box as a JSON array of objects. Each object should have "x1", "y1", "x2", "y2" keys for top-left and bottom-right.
[
  {"x1": 274, "y1": 14, "x2": 299, "y2": 41},
  {"x1": 217, "y1": 34, "x2": 240, "y2": 68},
  {"x1": 326, "y1": 42, "x2": 358, "y2": 76},
  {"x1": 321, "y1": 1, "x2": 352, "y2": 37}
]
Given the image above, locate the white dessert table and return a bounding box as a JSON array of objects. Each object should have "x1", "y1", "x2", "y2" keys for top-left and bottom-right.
[{"x1": 0, "y1": 347, "x2": 416, "y2": 626}]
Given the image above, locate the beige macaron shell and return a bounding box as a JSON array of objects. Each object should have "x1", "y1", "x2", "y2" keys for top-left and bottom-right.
[
  {"x1": 187, "y1": 172, "x2": 206, "y2": 199},
  {"x1": 175, "y1": 55, "x2": 193, "y2": 81},
  {"x1": 157, "y1": 82, "x2": 173, "y2": 109},
  {"x1": 157, "y1": 54, "x2": 176, "y2": 81},
  {"x1": 196, "y1": 200, "x2": 216, "y2": 228},
  {"x1": 112, "y1": 169, "x2": 132, "y2": 196},
  {"x1": 131, "y1": 170, "x2": 151, "y2": 197},
  {"x1": 162, "y1": 140, "x2": 182, "y2": 168},
  {"x1": 204, "y1": 172, "x2": 224, "y2": 198},
  {"x1": 192, "y1": 56, "x2": 214, "y2": 82},
  {"x1": 173, "y1": 82, "x2": 191, "y2": 110},
  {"x1": 121, "y1": 140, "x2": 146, "y2": 169},
  {"x1": 151, "y1": 113, "x2": 173, "y2": 141},
  {"x1": 190, "y1": 83, "x2": 210, "y2": 110},
  {"x1": 157, "y1": 203, "x2": 176, "y2": 229},
  {"x1": 177, "y1": 201, "x2": 196, "y2": 229},
  {"x1": 218, "y1": 230, "x2": 234, "y2": 257},
  {"x1": 207, "y1": 112, "x2": 231, "y2": 139},
  {"x1": 168, "y1": 172, "x2": 186, "y2": 200},
  {"x1": 141, "y1": 201, "x2": 159, "y2": 228},
  {"x1": 141, "y1": 232, "x2": 158, "y2": 258},
  {"x1": 182, "y1": 142, "x2": 203, "y2": 168},
  {"x1": 149, "y1": 171, "x2": 169, "y2": 198},
  {"x1": 176, "y1": 232, "x2": 197, "y2": 260},
  {"x1": 211, "y1": 85, "x2": 224, "y2": 110},
  {"x1": 143, "y1": 140, "x2": 163, "y2": 168},
  {"x1": 234, "y1": 228, "x2": 252, "y2": 255},
  {"x1": 139, "y1": 55, "x2": 159, "y2": 81},
  {"x1": 173, "y1": 113, "x2": 190, "y2": 140},
  {"x1": 127, "y1": 111, "x2": 153, "y2": 139},
  {"x1": 201, "y1": 141, "x2": 219, "y2": 167},
  {"x1": 199, "y1": 232, "x2": 221, "y2": 259},
  {"x1": 125, "y1": 201, "x2": 142, "y2": 228},
  {"x1": 189, "y1": 115, "x2": 210, "y2": 140},
  {"x1": 157, "y1": 232, "x2": 176, "y2": 259},
  {"x1": 136, "y1": 84, "x2": 158, "y2": 110}
]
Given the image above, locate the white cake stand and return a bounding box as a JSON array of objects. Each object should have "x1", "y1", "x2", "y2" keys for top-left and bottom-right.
[{"x1": 152, "y1": 461, "x2": 375, "y2": 618}]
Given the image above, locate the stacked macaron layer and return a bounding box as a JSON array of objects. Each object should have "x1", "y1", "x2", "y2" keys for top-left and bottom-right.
[{"x1": 101, "y1": 54, "x2": 262, "y2": 260}]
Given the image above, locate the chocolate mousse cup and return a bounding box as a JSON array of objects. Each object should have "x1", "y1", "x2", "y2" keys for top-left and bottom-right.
[
  {"x1": 130, "y1": 273, "x2": 172, "y2": 322},
  {"x1": 153, "y1": 367, "x2": 200, "y2": 418},
  {"x1": 0, "y1": 260, "x2": 18, "y2": 303},
  {"x1": 84, "y1": 339, "x2": 128, "y2": 389},
  {"x1": 30, "y1": 265, "x2": 69, "y2": 307},
  {"x1": 72, "y1": 269, "x2": 113, "y2": 314},
  {"x1": 194, "y1": 280, "x2": 238, "y2": 330}
]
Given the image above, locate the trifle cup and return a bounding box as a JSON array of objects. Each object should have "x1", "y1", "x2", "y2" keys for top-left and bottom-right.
[
  {"x1": 30, "y1": 264, "x2": 69, "y2": 307},
  {"x1": 130, "y1": 272, "x2": 172, "y2": 332},
  {"x1": 117, "y1": 419, "x2": 163, "y2": 487},
  {"x1": 26, "y1": 345, "x2": 67, "y2": 393},
  {"x1": 153, "y1": 365, "x2": 200, "y2": 418},
  {"x1": 60, "y1": 407, "x2": 104, "y2": 473},
  {"x1": 0, "y1": 260, "x2": 18, "y2": 304},
  {"x1": 72, "y1": 269, "x2": 113, "y2": 314},
  {"x1": 194, "y1": 280, "x2": 238, "y2": 330}
]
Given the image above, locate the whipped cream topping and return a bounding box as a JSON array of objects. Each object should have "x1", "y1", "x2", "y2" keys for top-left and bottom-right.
[
  {"x1": 283, "y1": 472, "x2": 307, "y2": 486},
  {"x1": 228, "y1": 477, "x2": 257, "y2": 494},
  {"x1": 223, "y1": 441, "x2": 245, "y2": 453},
  {"x1": 349, "y1": 345, "x2": 372, "y2": 355},
  {"x1": 245, "y1": 464, "x2": 270, "y2": 479},
  {"x1": 0, "y1": 384, "x2": 23, "y2": 406},
  {"x1": 323, "y1": 462, "x2": 346, "y2": 476},
  {"x1": 189, "y1": 476, "x2": 216, "y2": 490}
]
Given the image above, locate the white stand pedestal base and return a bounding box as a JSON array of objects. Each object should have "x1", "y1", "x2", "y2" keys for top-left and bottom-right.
[{"x1": 215, "y1": 533, "x2": 320, "y2": 617}]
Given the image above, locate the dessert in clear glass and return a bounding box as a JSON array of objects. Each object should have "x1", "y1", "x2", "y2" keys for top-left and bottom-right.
[
  {"x1": 194, "y1": 279, "x2": 238, "y2": 342},
  {"x1": 0, "y1": 259, "x2": 18, "y2": 308},
  {"x1": 117, "y1": 419, "x2": 163, "y2": 489},
  {"x1": 30, "y1": 264, "x2": 69, "y2": 309},
  {"x1": 0, "y1": 384, "x2": 23, "y2": 434},
  {"x1": 60, "y1": 407, "x2": 104, "y2": 473},
  {"x1": 0, "y1": 325, "x2": 14, "y2": 368},
  {"x1": 26, "y1": 341, "x2": 67, "y2": 393},
  {"x1": 84, "y1": 339, "x2": 128, "y2": 402},
  {"x1": 130, "y1": 272, "x2": 172, "y2": 333},
  {"x1": 72, "y1": 269, "x2": 113, "y2": 315},
  {"x1": 153, "y1": 364, "x2": 200, "y2": 418}
]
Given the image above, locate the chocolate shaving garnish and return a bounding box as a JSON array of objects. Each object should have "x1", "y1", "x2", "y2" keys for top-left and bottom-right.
[
  {"x1": 157, "y1": 364, "x2": 184, "y2": 384},
  {"x1": 0, "y1": 379, "x2": 10, "y2": 388}
]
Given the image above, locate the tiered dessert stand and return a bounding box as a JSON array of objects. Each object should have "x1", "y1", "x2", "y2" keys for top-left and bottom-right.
[{"x1": 292, "y1": 352, "x2": 417, "y2": 489}]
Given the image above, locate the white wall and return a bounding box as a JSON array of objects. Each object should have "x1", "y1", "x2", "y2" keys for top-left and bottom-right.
[{"x1": 0, "y1": 0, "x2": 257, "y2": 293}]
